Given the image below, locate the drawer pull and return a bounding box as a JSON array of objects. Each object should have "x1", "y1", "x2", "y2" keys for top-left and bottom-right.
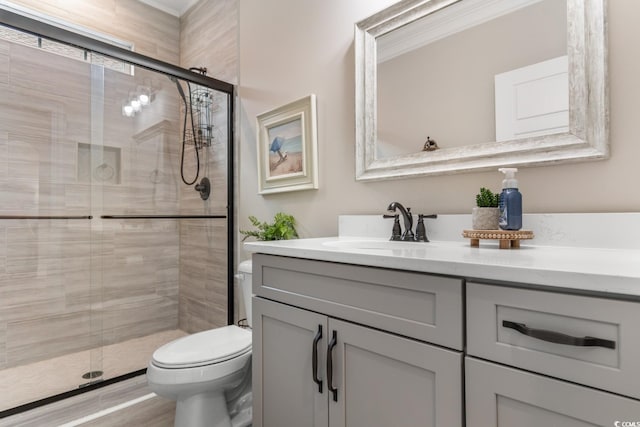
[
  {"x1": 312, "y1": 325, "x2": 323, "y2": 393},
  {"x1": 502, "y1": 320, "x2": 616, "y2": 349},
  {"x1": 327, "y1": 330, "x2": 338, "y2": 402}
]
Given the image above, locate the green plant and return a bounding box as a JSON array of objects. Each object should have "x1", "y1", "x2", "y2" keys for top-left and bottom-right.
[
  {"x1": 240, "y1": 212, "x2": 299, "y2": 241},
  {"x1": 475, "y1": 187, "x2": 500, "y2": 208}
]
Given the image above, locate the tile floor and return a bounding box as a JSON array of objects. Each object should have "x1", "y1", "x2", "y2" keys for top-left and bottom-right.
[
  {"x1": 0, "y1": 329, "x2": 187, "y2": 412},
  {"x1": 0, "y1": 375, "x2": 175, "y2": 427}
]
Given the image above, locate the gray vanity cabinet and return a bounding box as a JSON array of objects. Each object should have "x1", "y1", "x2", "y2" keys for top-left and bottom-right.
[
  {"x1": 327, "y1": 317, "x2": 461, "y2": 427},
  {"x1": 251, "y1": 254, "x2": 464, "y2": 427},
  {"x1": 466, "y1": 282, "x2": 640, "y2": 426},
  {"x1": 466, "y1": 357, "x2": 640, "y2": 426},
  {"x1": 252, "y1": 297, "x2": 328, "y2": 427}
]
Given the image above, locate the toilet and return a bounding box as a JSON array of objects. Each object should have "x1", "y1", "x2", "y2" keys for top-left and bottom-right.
[{"x1": 147, "y1": 260, "x2": 254, "y2": 427}]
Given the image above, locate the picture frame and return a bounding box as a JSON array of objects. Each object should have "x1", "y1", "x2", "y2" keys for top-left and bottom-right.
[{"x1": 256, "y1": 94, "x2": 318, "y2": 194}]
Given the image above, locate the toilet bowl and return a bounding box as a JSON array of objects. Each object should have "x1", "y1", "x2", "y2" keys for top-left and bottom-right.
[{"x1": 147, "y1": 260, "x2": 254, "y2": 427}]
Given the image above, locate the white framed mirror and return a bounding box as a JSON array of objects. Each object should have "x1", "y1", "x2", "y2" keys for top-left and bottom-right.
[{"x1": 355, "y1": 0, "x2": 608, "y2": 181}]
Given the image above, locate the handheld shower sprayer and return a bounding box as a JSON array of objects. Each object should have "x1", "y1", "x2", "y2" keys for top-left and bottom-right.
[
  {"x1": 171, "y1": 76, "x2": 187, "y2": 104},
  {"x1": 171, "y1": 68, "x2": 212, "y2": 200}
]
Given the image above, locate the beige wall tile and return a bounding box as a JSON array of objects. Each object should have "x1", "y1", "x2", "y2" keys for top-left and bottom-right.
[
  {"x1": 180, "y1": 0, "x2": 238, "y2": 84},
  {"x1": 0, "y1": 323, "x2": 6, "y2": 370},
  {"x1": 0, "y1": 40, "x2": 8, "y2": 85},
  {"x1": 178, "y1": 219, "x2": 228, "y2": 332},
  {"x1": 8, "y1": 0, "x2": 180, "y2": 64},
  {"x1": 177, "y1": 0, "x2": 237, "y2": 331},
  {"x1": 6, "y1": 311, "x2": 94, "y2": 366}
]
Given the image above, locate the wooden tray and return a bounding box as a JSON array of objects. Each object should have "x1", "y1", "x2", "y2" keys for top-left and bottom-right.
[{"x1": 462, "y1": 229, "x2": 534, "y2": 249}]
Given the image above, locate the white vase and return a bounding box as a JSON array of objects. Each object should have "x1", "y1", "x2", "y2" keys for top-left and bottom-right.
[{"x1": 472, "y1": 207, "x2": 500, "y2": 230}]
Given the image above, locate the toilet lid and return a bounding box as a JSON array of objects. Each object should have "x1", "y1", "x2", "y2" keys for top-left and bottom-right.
[{"x1": 152, "y1": 325, "x2": 252, "y2": 369}]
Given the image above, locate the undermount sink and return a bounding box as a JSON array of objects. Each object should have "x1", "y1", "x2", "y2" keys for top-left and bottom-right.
[{"x1": 321, "y1": 239, "x2": 428, "y2": 251}]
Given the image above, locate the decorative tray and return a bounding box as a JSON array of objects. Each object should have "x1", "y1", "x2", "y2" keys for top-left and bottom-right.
[{"x1": 462, "y1": 229, "x2": 534, "y2": 249}]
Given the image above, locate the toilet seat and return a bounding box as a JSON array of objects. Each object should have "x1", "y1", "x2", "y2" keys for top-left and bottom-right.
[{"x1": 152, "y1": 325, "x2": 251, "y2": 369}]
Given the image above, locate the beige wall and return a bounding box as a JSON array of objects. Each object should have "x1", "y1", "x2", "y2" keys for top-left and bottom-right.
[{"x1": 238, "y1": 0, "x2": 640, "y2": 248}]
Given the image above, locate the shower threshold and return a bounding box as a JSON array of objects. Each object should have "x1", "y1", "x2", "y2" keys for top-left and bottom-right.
[{"x1": 0, "y1": 329, "x2": 187, "y2": 413}]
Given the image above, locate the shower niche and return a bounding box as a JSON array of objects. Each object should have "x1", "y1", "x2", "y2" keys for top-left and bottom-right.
[{"x1": 77, "y1": 142, "x2": 122, "y2": 185}]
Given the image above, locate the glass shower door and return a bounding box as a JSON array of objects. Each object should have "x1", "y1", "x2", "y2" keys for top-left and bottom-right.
[
  {"x1": 0, "y1": 14, "x2": 234, "y2": 414},
  {"x1": 0, "y1": 24, "x2": 98, "y2": 410},
  {"x1": 90, "y1": 58, "x2": 185, "y2": 384}
]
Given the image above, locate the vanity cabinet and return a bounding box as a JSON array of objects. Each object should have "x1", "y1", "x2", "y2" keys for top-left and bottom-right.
[
  {"x1": 466, "y1": 282, "x2": 640, "y2": 426},
  {"x1": 252, "y1": 298, "x2": 327, "y2": 427},
  {"x1": 251, "y1": 254, "x2": 463, "y2": 427},
  {"x1": 250, "y1": 252, "x2": 640, "y2": 427},
  {"x1": 466, "y1": 357, "x2": 640, "y2": 426}
]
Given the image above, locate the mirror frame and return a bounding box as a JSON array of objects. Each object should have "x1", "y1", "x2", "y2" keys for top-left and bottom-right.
[{"x1": 355, "y1": 0, "x2": 608, "y2": 181}]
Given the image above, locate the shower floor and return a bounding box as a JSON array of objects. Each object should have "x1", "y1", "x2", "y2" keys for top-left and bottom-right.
[{"x1": 0, "y1": 329, "x2": 187, "y2": 412}]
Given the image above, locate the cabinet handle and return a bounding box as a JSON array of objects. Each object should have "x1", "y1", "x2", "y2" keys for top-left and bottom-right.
[
  {"x1": 327, "y1": 330, "x2": 338, "y2": 402},
  {"x1": 312, "y1": 325, "x2": 323, "y2": 393},
  {"x1": 502, "y1": 320, "x2": 616, "y2": 349}
]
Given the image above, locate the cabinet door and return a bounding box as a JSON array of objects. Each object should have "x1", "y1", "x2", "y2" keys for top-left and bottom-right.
[
  {"x1": 466, "y1": 357, "x2": 640, "y2": 427},
  {"x1": 328, "y1": 318, "x2": 462, "y2": 427},
  {"x1": 253, "y1": 297, "x2": 328, "y2": 427}
]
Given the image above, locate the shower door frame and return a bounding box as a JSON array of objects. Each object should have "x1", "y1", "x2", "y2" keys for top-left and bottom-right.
[{"x1": 0, "y1": 7, "x2": 236, "y2": 416}]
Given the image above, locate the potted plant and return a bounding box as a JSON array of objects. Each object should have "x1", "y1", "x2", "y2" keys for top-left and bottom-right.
[
  {"x1": 472, "y1": 187, "x2": 500, "y2": 230},
  {"x1": 240, "y1": 212, "x2": 299, "y2": 241}
]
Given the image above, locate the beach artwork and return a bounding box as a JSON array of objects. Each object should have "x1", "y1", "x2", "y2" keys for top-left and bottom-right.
[
  {"x1": 256, "y1": 94, "x2": 317, "y2": 194},
  {"x1": 267, "y1": 117, "x2": 304, "y2": 178}
]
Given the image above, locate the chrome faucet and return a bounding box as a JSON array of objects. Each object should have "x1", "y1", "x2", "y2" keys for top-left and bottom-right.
[{"x1": 387, "y1": 202, "x2": 415, "y2": 241}]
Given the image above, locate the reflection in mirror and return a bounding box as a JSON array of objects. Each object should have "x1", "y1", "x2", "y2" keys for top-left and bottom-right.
[
  {"x1": 355, "y1": 0, "x2": 608, "y2": 181},
  {"x1": 377, "y1": 0, "x2": 567, "y2": 158}
]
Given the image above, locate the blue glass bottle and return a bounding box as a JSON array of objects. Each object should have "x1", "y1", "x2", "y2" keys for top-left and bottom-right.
[
  {"x1": 498, "y1": 168, "x2": 522, "y2": 230},
  {"x1": 499, "y1": 188, "x2": 522, "y2": 230}
]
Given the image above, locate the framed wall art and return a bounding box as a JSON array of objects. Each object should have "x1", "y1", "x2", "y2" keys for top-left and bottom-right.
[{"x1": 256, "y1": 94, "x2": 318, "y2": 194}]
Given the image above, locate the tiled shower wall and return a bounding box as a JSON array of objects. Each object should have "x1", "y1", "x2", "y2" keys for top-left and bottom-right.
[{"x1": 178, "y1": 0, "x2": 238, "y2": 333}]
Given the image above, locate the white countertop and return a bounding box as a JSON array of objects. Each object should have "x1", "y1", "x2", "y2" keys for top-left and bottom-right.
[{"x1": 243, "y1": 237, "x2": 640, "y2": 298}]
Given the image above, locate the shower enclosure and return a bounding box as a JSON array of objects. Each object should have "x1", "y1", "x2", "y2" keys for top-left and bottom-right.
[{"x1": 0, "y1": 5, "x2": 234, "y2": 416}]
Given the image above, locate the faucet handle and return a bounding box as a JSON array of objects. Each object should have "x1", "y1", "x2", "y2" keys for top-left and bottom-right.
[
  {"x1": 415, "y1": 214, "x2": 437, "y2": 242},
  {"x1": 383, "y1": 214, "x2": 402, "y2": 241},
  {"x1": 419, "y1": 214, "x2": 437, "y2": 219}
]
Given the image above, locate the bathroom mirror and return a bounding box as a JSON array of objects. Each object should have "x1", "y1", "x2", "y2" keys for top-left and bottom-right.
[{"x1": 355, "y1": 0, "x2": 608, "y2": 181}]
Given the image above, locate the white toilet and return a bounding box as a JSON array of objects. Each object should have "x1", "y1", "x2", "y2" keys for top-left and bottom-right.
[{"x1": 147, "y1": 260, "x2": 254, "y2": 427}]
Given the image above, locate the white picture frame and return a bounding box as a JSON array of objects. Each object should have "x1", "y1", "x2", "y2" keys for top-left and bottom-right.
[{"x1": 256, "y1": 94, "x2": 318, "y2": 194}]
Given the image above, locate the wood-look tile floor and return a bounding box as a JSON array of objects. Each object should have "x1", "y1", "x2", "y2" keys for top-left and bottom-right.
[
  {"x1": 0, "y1": 329, "x2": 187, "y2": 412},
  {"x1": 0, "y1": 375, "x2": 176, "y2": 427}
]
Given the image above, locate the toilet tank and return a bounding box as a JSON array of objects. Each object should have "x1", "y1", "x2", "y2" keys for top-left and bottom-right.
[{"x1": 237, "y1": 260, "x2": 253, "y2": 327}]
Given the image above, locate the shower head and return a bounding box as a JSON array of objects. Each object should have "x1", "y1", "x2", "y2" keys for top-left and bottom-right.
[{"x1": 169, "y1": 76, "x2": 187, "y2": 104}]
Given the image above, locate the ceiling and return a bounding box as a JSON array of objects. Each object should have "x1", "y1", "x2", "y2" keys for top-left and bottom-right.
[{"x1": 137, "y1": 0, "x2": 200, "y2": 17}]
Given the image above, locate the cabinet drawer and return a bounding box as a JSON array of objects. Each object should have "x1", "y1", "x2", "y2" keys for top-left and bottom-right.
[
  {"x1": 467, "y1": 282, "x2": 640, "y2": 399},
  {"x1": 466, "y1": 357, "x2": 640, "y2": 427},
  {"x1": 253, "y1": 254, "x2": 463, "y2": 349}
]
